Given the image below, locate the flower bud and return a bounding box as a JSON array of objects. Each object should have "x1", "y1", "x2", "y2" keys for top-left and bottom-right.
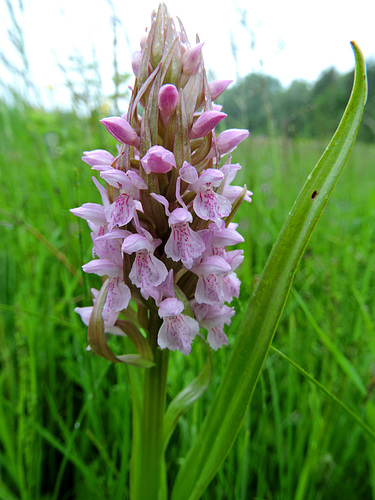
[
  {"x1": 190, "y1": 110, "x2": 227, "y2": 139},
  {"x1": 158, "y1": 84, "x2": 179, "y2": 122},
  {"x1": 100, "y1": 117, "x2": 140, "y2": 147},
  {"x1": 182, "y1": 42, "x2": 204, "y2": 74},
  {"x1": 141, "y1": 145, "x2": 176, "y2": 174},
  {"x1": 208, "y1": 80, "x2": 233, "y2": 101},
  {"x1": 216, "y1": 129, "x2": 250, "y2": 155}
]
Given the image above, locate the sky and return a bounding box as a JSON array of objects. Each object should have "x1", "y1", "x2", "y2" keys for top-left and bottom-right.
[{"x1": 0, "y1": 0, "x2": 373, "y2": 109}]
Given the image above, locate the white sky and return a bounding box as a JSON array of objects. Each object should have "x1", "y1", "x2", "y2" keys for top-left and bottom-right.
[{"x1": 1, "y1": 0, "x2": 373, "y2": 109}]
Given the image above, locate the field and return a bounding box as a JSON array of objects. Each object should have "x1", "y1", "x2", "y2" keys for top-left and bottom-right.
[{"x1": 1, "y1": 101, "x2": 375, "y2": 499}]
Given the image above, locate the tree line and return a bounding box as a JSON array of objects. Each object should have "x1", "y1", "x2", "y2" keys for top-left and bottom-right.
[{"x1": 219, "y1": 60, "x2": 375, "y2": 142}]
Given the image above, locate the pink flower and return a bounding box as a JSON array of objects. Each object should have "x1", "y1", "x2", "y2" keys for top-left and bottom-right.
[
  {"x1": 122, "y1": 233, "x2": 168, "y2": 299},
  {"x1": 220, "y1": 163, "x2": 253, "y2": 203},
  {"x1": 81, "y1": 259, "x2": 131, "y2": 326},
  {"x1": 221, "y1": 272, "x2": 241, "y2": 304},
  {"x1": 192, "y1": 255, "x2": 231, "y2": 306},
  {"x1": 72, "y1": 5, "x2": 252, "y2": 358},
  {"x1": 105, "y1": 194, "x2": 137, "y2": 230},
  {"x1": 157, "y1": 298, "x2": 200, "y2": 355},
  {"x1": 93, "y1": 229, "x2": 131, "y2": 267},
  {"x1": 147, "y1": 269, "x2": 176, "y2": 305},
  {"x1": 141, "y1": 145, "x2": 176, "y2": 174},
  {"x1": 75, "y1": 288, "x2": 126, "y2": 336},
  {"x1": 180, "y1": 165, "x2": 231, "y2": 227},
  {"x1": 100, "y1": 168, "x2": 147, "y2": 191},
  {"x1": 198, "y1": 223, "x2": 244, "y2": 261},
  {"x1": 151, "y1": 194, "x2": 206, "y2": 269},
  {"x1": 165, "y1": 209, "x2": 206, "y2": 269},
  {"x1": 193, "y1": 303, "x2": 234, "y2": 350},
  {"x1": 100, "y1": 168, "x2": 147, "y2": 230},
  {"x1": 82, "y1": 257, "x2": 121, "y2": 278},
  {"x1": 102, "y1": 278, "x2": 131, "y2": 326}
]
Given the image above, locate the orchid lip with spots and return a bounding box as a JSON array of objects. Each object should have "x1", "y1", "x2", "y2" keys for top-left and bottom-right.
[{"x1": 70, "y1": 3, "x2": 252, "y2": 358}]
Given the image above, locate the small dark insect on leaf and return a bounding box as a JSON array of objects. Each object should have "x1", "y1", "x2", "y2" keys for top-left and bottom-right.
[{"x1": 311, "y1": 190, "x2": 318, "y2": 199}]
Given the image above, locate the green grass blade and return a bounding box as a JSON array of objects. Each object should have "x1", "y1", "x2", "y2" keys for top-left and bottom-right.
[
  {"x1": 271, "y1": 346, "x2": 375, "y2": 441},
  {"x1": 171, "y1": 42, "x2": 367, "y2": 500},
  {"x1": 292, "y1": 287, "x2": 367, "y2": 395}
]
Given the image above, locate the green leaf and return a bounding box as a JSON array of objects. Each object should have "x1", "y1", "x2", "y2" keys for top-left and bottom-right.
[
  {"x1": 171, "y1": 42, "x2": 367, "y2": 500},
  {"x1": 87, "y1": 279, "x2": 119, "y2": 364},
  {"x1": 163, "y1": 336, "x2": 213, "y2": 451},
  {"x1": 116, "y1": 319, "x2": 154, "y2": 362}
]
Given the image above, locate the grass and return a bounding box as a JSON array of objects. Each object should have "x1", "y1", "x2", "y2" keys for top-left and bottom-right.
[{"x1": 1, "y1": 100, "x2": 375, "y2": 499}]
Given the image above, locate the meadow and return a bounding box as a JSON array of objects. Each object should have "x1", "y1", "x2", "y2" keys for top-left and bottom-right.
[{"x1": 1, "y1": 100, "x2": 375, "y2": 499}]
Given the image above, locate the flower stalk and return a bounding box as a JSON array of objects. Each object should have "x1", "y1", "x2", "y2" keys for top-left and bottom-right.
[{"x1": 133, "y1": 312, "x2": 169, "y2": 500}]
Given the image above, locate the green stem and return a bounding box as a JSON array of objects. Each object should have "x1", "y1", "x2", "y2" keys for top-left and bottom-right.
[{"x1": 130, "y1": 313, "x2": 169, "y2": 500}]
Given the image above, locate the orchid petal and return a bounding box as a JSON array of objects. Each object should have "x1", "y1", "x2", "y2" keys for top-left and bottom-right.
[
  {"x1": 179, "y1": 162, "x2": 198, "y2": 184},
  {"x1": 70, "y1": 203, "x2": 107, "y2": 227},
  {"x1": 82, "y1": 259, "x2": 122, "y2": 278}
]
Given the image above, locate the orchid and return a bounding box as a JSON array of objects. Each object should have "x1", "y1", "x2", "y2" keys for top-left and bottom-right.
[
  {"x1": 70, "y1": 5, "x2": 251, "y2": 493},
  {"x1": 70, "y1": 3, "x2": 367, "y2": 500},
  {"x1": 72, "y1": 6, "x2": 251, "y2": 356},
  {"x1": 157, "y1": 298, "x2": 200, "y2": 355}
]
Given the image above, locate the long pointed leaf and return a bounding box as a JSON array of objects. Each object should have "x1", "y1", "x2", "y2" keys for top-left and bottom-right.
[{"x1": 171, "y1": 42, "x2": 367, "y2": 500}]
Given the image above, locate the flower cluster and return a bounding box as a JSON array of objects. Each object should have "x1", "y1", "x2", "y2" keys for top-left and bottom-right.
[{"x1": 72, "y1": 3, "x2": 252, "y2": 358}]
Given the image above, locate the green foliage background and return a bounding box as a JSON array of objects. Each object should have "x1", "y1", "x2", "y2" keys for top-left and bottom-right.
[{"x1": 1, "y1": 86, "x2": 375, "y2": 498}]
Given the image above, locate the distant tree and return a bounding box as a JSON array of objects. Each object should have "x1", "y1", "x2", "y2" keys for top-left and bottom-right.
[
  {"x1": 221, "y1": 73, "x2": 283, "y2": 135},
  {"x1": 278, "y1": 80, "x2": 313, "y2": 138},
  {"x1": 220, "y1": 62, "x2": 375, "y2": 142},
  {"x1": 359, "y1": 59, "x2": 375, "y2": 142},
  {"x1": 307, "y1": 67, "x2": 350, "y2": 137}
]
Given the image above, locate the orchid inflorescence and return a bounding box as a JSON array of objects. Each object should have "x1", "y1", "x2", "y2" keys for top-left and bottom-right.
[{"x1": 71, "y1": 3, "x2": 252, "y2": 360}]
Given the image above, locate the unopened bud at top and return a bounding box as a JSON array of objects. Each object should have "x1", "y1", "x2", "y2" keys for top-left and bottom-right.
[
  {"x1": 182, "y1": 42, "x2": 204, "y2": 74},
  {"x1": 158, "y1": 84, "x2": 179, "y2": 122}
]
